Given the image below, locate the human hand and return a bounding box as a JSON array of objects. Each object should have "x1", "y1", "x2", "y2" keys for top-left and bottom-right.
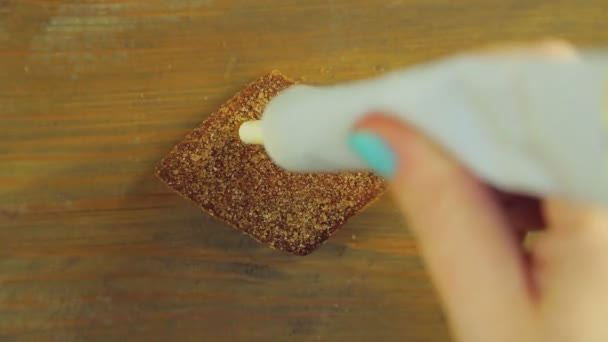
[{"x1": 348, "y1": 42, "x2": 608, "y2": 342}]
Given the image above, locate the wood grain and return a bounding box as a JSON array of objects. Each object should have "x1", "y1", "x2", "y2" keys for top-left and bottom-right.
[{"x1": 1, "y1": 0, "x2": 607, "y2": 340}]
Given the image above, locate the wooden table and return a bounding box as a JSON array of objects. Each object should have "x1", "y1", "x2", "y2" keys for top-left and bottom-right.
[{"x1": 2, "y1": 1, "x2": 607, "y2": 340}]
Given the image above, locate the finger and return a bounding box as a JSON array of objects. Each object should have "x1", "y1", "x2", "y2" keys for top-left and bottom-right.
[
  {"x1": 351, "y1": 114, "x2": 533, "y2": 341},
  {"x1": 543, "y1": 198, "x2": 605, "y2": 232},
  {"x1": 532, "y1": 207, "x2": 608, "y2": 341}
]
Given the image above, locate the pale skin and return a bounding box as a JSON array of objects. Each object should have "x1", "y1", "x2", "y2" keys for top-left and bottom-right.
[{"x1": 356, "y1": 41, "x2": 608, "y2": 342}]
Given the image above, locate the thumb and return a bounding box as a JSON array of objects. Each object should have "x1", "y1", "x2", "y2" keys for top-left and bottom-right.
[{"x1": 350, "y1": 113, "x2": 533, "y2": 341}]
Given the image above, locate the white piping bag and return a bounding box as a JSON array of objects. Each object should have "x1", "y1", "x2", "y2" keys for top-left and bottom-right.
[{"x1": 240, "y1": 52, "x2": 608, "y2": 205}]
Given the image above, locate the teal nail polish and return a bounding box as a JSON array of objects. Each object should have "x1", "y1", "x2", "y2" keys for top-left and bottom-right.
[{"x1": 349, "y1": 132, "x2": 396, "y2": 178}]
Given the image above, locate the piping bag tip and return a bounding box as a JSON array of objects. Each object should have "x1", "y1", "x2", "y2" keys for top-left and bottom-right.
[{"x1": 239, "y1": 120, "x2": 264, "y2": 145}]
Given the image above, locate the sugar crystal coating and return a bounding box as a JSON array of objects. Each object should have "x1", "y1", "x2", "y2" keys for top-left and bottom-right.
[{"x1": 156, "y1": 71, "x2": 385, "y2": 255}]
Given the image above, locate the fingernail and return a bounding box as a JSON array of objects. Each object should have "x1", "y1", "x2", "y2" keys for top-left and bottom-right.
[{"x1": 349, "y1": 131, "x2": 396, "y2": 178}]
